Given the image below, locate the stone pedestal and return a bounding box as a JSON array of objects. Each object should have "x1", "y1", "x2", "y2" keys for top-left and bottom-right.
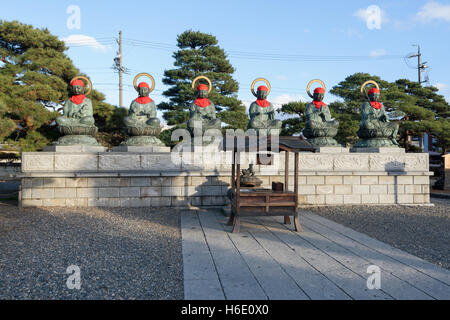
[
  {"x1": 351, "y1": 147, "x2": 405, "y2": 154},
  {"x1": 44, "y1": 145, "x2": 107, "y2": 153},
  {"x1": 112, "y1": 146, "x2": 171, "y2": 153},
  {"x1": 316, "y1": 147, "x2": 349, "y2": 153}
]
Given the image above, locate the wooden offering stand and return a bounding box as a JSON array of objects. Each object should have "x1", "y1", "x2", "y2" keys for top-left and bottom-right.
[{"x1": 222, "y1": 136, "x2": 316, "y2": 233}]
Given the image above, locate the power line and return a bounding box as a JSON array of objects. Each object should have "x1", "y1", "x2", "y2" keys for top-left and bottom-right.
[{"x1": 121, "y1": 37, "x2": 405, "y2": 62}]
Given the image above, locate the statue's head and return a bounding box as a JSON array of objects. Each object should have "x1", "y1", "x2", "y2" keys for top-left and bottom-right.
[
  {"x1": 70, "y1": 79, "x2": 85, "y2": 95},
  {"x1": 137, "y1": 82, "x2": 150, "y2": 97},
  {"x1": 257, "y1": 86, "x2": 269, "y2": 100},
  {"x1": 368, "y1": 88, "x2": 380, "y2": 102},
  {"x1": 196, "y1": 84, "x2": 209, "y2": 99},
  {"x1": 313, "y1": 87, "x2": 325, "y2": 102}
]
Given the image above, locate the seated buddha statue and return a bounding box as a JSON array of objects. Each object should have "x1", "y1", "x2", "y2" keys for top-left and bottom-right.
[
  {"x1": 54, "y1": 76, "x2": 100, "y2": 146},
  {"x1": 303, "y1": 81, "x2": 339, "y2": 147},
  {"x1": 187, "y1": 76, "x2": 222, "y2": 138},
  {"x1": 120, "y1": 73, "x2": 165, "y2": 147},
  {"x1": 247, "y1": 78, "x2": 281, "y2": 135},
  {"x1": 354, "y1": 81, "x2": 399, "y2": 148},
  {"x1": 124, "y1": 82, "x2": 161, "y2": 131},
  {"x1": 56, "y1": 78, "x2": 95, "y2": 128}
]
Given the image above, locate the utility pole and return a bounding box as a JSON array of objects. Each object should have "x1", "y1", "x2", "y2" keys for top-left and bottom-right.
[
  {"x1": 406, "y1": 45, "x2": 430, "y2": 152},
  {"x1": 113, "y1": 31, "x2": 124, "y2": 108},
  {"x1": 118, "y1": 31, "x2": 123, "y2": 108},
  {"x1": 409, "y1": 45, "x2": 428, "y2": 84}
]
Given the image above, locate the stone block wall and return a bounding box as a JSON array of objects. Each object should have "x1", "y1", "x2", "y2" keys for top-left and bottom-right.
[
  {"x1": 20, "y1": 176, "x2": 231, "y2": 208},
  {"x1": 19, "y1": 150, "x2": 433, "y2": 208}
]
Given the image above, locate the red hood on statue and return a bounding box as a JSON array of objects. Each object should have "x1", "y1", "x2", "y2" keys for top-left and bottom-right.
[
  {"x1": 69, "y1": 79, "x2": 86, "y2": 105},
  {"x1": 256, "y1": 85, "x2": 270, "y2": 108}
]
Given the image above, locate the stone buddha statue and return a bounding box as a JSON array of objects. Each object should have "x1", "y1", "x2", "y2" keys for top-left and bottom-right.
[
  {"x1": 121, "y1": 73, "x2": 165, "y2": 147},
  {"x1": 187, "y1": 76, "x2": 222, "y2": 138},
  {"x1": 354, "y1": 81, "x2": 399, "y2": 148},
  {"x1": 247, "y1": 78, "x2": 281, "y2": 135},
  {"x1": 124, "y1": 83, "x2": 160, "y2": 129},
  {"x1": 54, "y1": 76, "x2": 100, "y2": 146},
  {"x1": 303, "y1": 80, "x2": 339, "y2": 147}
]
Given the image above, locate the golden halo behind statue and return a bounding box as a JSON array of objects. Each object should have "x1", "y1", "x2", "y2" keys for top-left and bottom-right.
[
  {"x1": 133, "y1": 73, "x2": 155, "y2": 93},
  {"x1": 361, "y1": 80, "x2": 380, "y2": 97},
  {"x1": 251, "y1": 78, "x2": 271, "y2": 97},
  {"x1": 70, "y1": 76, "x2": 92, "y2": 96},
  {"x1": 192, "y1": 76, "x2": 212, "y2": 93},
  {"x1": 307, "y1": 79, "x2": 326, "y2": 99}
]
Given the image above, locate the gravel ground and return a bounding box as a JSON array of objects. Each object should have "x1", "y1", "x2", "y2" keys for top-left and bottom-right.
[
  {"x1": 307, "y1": 198, "x2": 450, "y2": 270},
  {"x1": 0, "y1": 202, "x2": 183, "y2": 299}
]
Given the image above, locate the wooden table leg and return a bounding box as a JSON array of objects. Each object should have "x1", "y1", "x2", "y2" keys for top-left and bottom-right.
[
  {"x1": 284, "y1": 216, "x2": 291, "y2": 225},
  {"x1": 232, "y1": 216, "x2": 240, "y2": 234},
  {"x1": 227, "y1": 213, "x2": 235, "y2": 226},
  {"x1": 294, "y1": 213, "x2": 303, "y2": 232}
]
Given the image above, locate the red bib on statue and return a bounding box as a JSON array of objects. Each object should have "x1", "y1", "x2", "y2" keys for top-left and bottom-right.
[
  {"x1": 70, "y1": 94, "x2": 86, "y2": 105},
  {"x1": 312, "y1": 101, "x2": 326, "y2": 109},
  {"x1": 195, "y1": 98, "x2": 211, "y2": 108},
  {"x1": 256, "y1": 99, "x2": 270, "y2": 108},
  {"x1": 135, "y1": 96, "x2": 153, "y2": 104},
  {"x1": 371, "y1": 101, "x2": 382, "y2": 110}
]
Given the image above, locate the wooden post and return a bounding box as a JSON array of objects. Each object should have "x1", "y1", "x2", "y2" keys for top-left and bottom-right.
[
  {"x1": 285, "y1": 151, "x2": 289, "y2": 192},
  {"x1": 233, "y1": 151, "x2": 241, "y2": 233},
  {"x1": 228, "y1": 150, "x2": 236, "y2": 226},
  {"x1": 294, "y1": 152, "x2": 302, "y2": 232}
]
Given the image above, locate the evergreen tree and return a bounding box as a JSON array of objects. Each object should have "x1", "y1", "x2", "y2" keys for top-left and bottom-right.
[
  {"x1": 0, "y1": 99, "x2": 15, "y2": 142},
  {"x1": 278, "y1": 101, "x2": 306, "y2": 136},
  {"x1": 158, "y1": 30, "x2": 248, "y2": 139},
  {"x1": 0, "y1": 20, "x2": 118, "y2": 151}
]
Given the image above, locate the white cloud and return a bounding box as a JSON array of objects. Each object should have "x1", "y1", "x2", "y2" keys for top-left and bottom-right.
[
  {"x1": 62, "y1": 34, "x2": 110, "y2": 52},
  {"x1": 417, "y1": 1, "x2": 450, "y2": 22},
  {"x1": 370, "y1": 49, "x2": 387, "y2": 57},
  {"x1": 434, "y1": 83, "x2": 448, "y2": 91}
]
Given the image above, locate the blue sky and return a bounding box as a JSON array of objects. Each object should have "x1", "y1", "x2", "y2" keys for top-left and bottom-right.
[{"x1": 2, "y1": 0, "x2": 450, "y2": 119}]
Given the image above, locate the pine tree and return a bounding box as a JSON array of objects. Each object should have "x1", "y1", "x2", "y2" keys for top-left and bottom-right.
[
  {"x1": 0, "y1": 99, "x2": 15, "y2": 142},
  {"x1": 158, "y1": 30, "x2": 248, "y2": 140},
  {"x1": 278, "y1": 101, "x2": 306, "y2": 136},
  {"x1": 0, "y1": 20, "x2": 118, "y2": 151}
]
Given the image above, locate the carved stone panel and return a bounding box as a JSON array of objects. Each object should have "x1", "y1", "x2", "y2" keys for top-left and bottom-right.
[
  {"x1": 369, "y1": 155, "x2": 405, "y2": 172},
  {"x1": 334, "y1": 155, "x2": 369, "y2": 171},
  {"x1": 22, "y1": 153, "x2": 54, "y2": 172}
]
